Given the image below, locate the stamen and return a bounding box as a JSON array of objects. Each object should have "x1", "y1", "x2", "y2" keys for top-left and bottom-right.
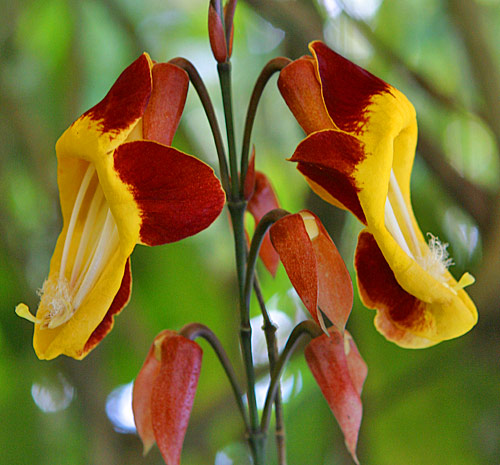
[
  {"x1": 389, "y1": 171, "x2": 421, "y2": 259},
  {"x1": 72, "y1": 208, "x2": 119, "y2": 310},
  {"x1": 384, "y1": 197, "x2": 415, "y2": 259},
  {"x1": 455, "y1": 272, "x2": 475, "y2": 290},
  {"x1": 421, "y1": 233, "x2": 454, "y2": 281},
  {"x1": 15, "y1": 303, "x2": 41, "y2": 324},
  {"x1": 70, "y1": 186, "x2": 105, "y2": 286},
  {"x1": 59, "y1": 164, "x2": 96, "y2": 280}
]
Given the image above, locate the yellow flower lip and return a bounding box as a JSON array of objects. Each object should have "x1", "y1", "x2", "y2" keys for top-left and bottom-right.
[{"x1": 17, "y1": 53, "x2": 226, "y2": 360}]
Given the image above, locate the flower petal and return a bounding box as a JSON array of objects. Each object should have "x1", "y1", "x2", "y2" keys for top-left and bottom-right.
[
  {"x1": 247, "y1": 171, "x2": 280, "y2": 276},
  {"x1": 305, "y1": 327, "x2": 363, "y2": 465},
  {"x1": 113, "y1": 141, "x2": 225, "y2": 246},
  {"x1": 143, "y1": 63, "x2": 189, "y2": 146},
  {"x1": 151, "y1": 333, "x2": 203, "y2": 465},
  {"x1": 81, "y1": 258, "x2": 132, "y2": 357},
  {"x1": 309, "y1": 41, "x2": 389, "y2": 135},
  {"x1": 57, "y1": 54, "x2": 153, "y2": 162},
  {"x1": 278, "y1": 56, "x2": 335, "y2": 134},
  {"x1": 290, "y1": 130, "x2": 367, "y2": 224},
  {"x1": 270, "y1": 213, "x2": 319, "y2": 321},
  {"x1": 355, "y1": 230, "x2": 477, "y2": 348}
]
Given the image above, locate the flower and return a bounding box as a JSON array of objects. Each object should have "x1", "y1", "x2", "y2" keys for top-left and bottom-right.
[
  {"x1": 16, "y1": 54, "x2": 225, "y2": 360},
  {"x1": 270, "y1": 210, "x2": 353, "y2": 331},
  {"x1": 132, "y1": 330, "x2": 202, "y2": 465},
  {"x1": 278, "y1": 41, "x2": 477, "y2": 348}
]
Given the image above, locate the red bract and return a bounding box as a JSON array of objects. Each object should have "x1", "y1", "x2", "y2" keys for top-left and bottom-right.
[
  {"x1": 270, "y1": 210, "x2": 353, "y2": 331},
  {"x1": 305, "y1": 327, "x2": 367, "y2": 464},
  {"x1": 132, "y1": 330, "x2": 202, "y2": 465},
  {"x1": 246, "y1": 168, "x2": 281, "y2": 276}
]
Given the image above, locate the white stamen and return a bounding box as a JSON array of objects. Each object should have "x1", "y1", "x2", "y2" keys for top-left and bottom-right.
[
  {"x1": 73, "y1": 208, "x2": 119, "y2": 310},
  {"x1": 70, "y1": 187, "x2": 105, "y2": 286},
  {"x1": 384, "y1": 196, "x2": 415, "y2": 259},
  {"x1": 59, "y1": 164, "x2": 96, "y2": 280},
  {"x1": 389, "y1": 170, "x2": 421, "y2": 259}
]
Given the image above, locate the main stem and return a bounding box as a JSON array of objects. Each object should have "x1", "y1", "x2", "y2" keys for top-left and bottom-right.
[{"x1": 218, "y1": 60, "x2": 265, "y2": 464}]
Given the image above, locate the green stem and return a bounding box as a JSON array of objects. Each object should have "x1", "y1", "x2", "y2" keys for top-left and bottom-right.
[
  {"x1": 168, "y1": 57, "x2": 231, "y2": 195},
  {"x1": 228, "y1": 200, "x2": 264, "y2": 465},
  {"x1": 243, "y1": 208, "x2": 290, "y2": 313},
  {"x1": 261, "y1": 321, "x2": 322, "y2": 433},
  {"x1": 253, "y1": 279, "x2": 287, "y2": 465},
  {"x1": 218, "y1": 61, "x2": 239, "y2": 200},
  {"x1": 239, "y1": 57, "x2": 291, "y2": 197},
  {"x1": 179, "y1": 322, "x2": 250, "y2": 431}
]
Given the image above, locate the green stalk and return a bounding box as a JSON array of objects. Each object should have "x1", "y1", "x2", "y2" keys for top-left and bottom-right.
[
  {"x1": 168, "y1": 57, "x2": 231, "y2": 195},
  {"x1": 180, "y1": 322, "x2": 250, "y2": 431},
  {"x1": 239, "y1": 57, "x2": 291, "y2": 197},
  {"x1": 218, "y1": 61, "x2": 239, "y2": 200},
  {"x1": 261, "y1": 321, "x2": 322, "y2": 433}
]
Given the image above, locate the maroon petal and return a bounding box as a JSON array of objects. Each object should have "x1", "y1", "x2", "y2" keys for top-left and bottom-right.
[
  {"x1": 114, "y1": 141, "x2": 226, "y2": 246},
  {"x1": 291, "y1": 130, "x2": 367, "y2": 224},
  {"x1": 81, "y1": 258, "x2": 132, "y2": 357},
  {"x1": 83, "y1": 54, "x2": 152, "y2": 134},
  {"x1": 310, "y1": 41, "x2": 389, "y2": 135}
]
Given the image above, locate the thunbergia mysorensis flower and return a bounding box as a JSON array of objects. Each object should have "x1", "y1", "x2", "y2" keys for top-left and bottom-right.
[
  {"x1": 278, "y1": 41, "x2": 477, "y2": 348},
  {"x1": 16, "y1": 54, "x2": 225, "y2": 360},
  {"x1": 132, "y1": 330, "x2": 202, "y2": 465},
  {"x1": 270, "y1": 210, "x2": 353, "y2": 332}
]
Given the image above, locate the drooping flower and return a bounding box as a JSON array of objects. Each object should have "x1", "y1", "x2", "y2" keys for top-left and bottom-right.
[
  {"x1": 16, "y1": 54, "x2": 225, "y2": 360},
  {"x1": 270, "y1": 210, "x2": 353, "y2": 331},
  {"x1": 278, "y1": 41, "x2": 477, "y2": 348},
  {"x1": 132, "y1": 330, "x2": 202, "y2": 465}
]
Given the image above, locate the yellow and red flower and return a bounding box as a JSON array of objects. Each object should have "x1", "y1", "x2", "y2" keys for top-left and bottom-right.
[
  {"x1": 16, "y1": 54, "x2": 225, "y2": 360},
  {"x1": 278, "y1": 41, "x2": 477, "y2": 348}
]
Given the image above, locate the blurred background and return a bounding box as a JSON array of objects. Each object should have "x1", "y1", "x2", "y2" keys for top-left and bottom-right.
[{"x1": 1, "y1": 0, "x2": 500, "y2": 463}]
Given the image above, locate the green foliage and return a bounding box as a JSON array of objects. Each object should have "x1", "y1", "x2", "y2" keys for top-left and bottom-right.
[{"x1": 2, "y1": 0, "x2": 499, "y2": 464}]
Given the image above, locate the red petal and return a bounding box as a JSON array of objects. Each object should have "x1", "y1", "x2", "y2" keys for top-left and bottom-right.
[
  {"x1": 81, "y1": 258, "x2": 132, "y2": 356},
  {"x1": 305, "y1": 327, "x2": 363, "y2": 464},
  {"x1": 310, "y1": 41, "x2": 389, "y2": 135},
  {"x1": 312, "y1": 214, "x2": 353, "y2": 330},
  {"x1": 84, "y1": 54, "x2": 152, "y2": 134},
  {"x1": 278, "y1": 56, "x2": 335, "y2": 134},
  {"x1": 114, "y1": 141, "x2": 225, "y2": 246},
  {"x1": 291, "y1": 130, "x2": 367, "y2": 224},
  {"x1": 247, "y1": 171, "x2": 280, "y2": 276},
  {"x1": 354, "y1": 230, "x2": 429, "y2": 345},
  {"x1": 151, "y1": 334, "x2": 203, "y2": 465},
  {"x1": 270, "y1": 214, "x2": 319, "y2": 321},
  {"x1": 344, "y1": 331, "x2": 367, "y2": 396},
  {"x1": 132, "y1": 330, "x2": 173, "y2": 455},
  {"x1": 143, "y1": 63, "x2": 189, "y2": 146}
]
